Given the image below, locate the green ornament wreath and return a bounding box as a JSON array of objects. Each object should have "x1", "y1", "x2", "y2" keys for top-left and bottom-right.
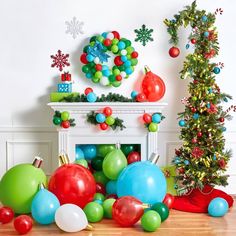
[{"x1": 80, "y1": 31, "x2": 139, "y2": 88}]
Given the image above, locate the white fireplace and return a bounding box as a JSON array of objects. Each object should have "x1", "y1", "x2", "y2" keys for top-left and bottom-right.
[{"x1": 48, "y1": 102, "x2": 167, "y2": 162}]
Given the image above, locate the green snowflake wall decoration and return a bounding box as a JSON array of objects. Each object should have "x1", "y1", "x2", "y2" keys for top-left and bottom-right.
[{"x1": 134, "y1": 24, "x2": 154, "y2": 46}]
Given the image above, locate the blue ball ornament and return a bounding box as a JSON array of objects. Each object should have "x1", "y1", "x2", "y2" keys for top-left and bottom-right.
[
  {"x1": 106, "y1": 180, "x2": 117, "y2": 195},
  {"x1": 86, "y1": 92, "x2": 97, "y2": 102},
  {"x1": 102, "y1": 70, "x2": 110, "y2": 77},
  {"x1": 125, "y1": 67, "x2": 133, "y2": 75},
  {"x1": 31, "y1": 187, "x2": 60, "y2": 225},
  {"x1": 124, "y1": 60, "x2": 131, "y2": 67},
  {"x1": 184, "y1": 160, "x2": 190, "y2": 165},
  {"x1": 86, "y1": 54, "x2": 95, "y2": 62},
  {"x1": 186, "y1": 44, "x2": 190, "y2": 49},
  {"x1": 202, "y1": 15, "x2": 208, "y2": 22},
  {"x1": 75, "y1": 146, "x2": 85, "y2": 160},
  {"x1": 179, "y1": 120, "x2": 186, "y2": 127},
  {"x1": 213, "y1": 67, "x2": 220, "y2": 74},
  {"x1": 152, "y1": 114, "x2": 162, "y2": 123},
  {"x1": 213, "y1": 154, "x2": 217, "y2": 161},
  {"x1": 96, "y1": 113, "x2": 106, "y2": 123},
  {"x1": 86, "y1": 72, "x2": 92, "y2": 79},
  {"x1": 193, "y1": 113, "x2": 199, "y2": 120},
  {"x1": 117, "y1": 161, "x2": 167, "y2": 204},
  {"x1": 131, "y1": 90, "x2": 138, "y2": 99},
  {"x1": 204, "y1": 31, "x2": 209, "y2": 37},
  {"x1": 118, "y1": 41, "x2": 126, "y2": 50},
  {"x1": 121, "y1": 56, "x2": 127, "y2": 62},
  {"x1": 102, "y1": 32, "x2": 108, "y2": 38},
  {"x1": 81, "y1": 145, "x2": 97, "y2": 160},
  {"x1": 102, "y1": 65, "x2": 109, "y2": 71},
  {"x1": 208, "y1": 197, "x2": 229, "y2": 217},
  {"x1": 222, "y1": 127, "x2": 227, "y2": 132}
]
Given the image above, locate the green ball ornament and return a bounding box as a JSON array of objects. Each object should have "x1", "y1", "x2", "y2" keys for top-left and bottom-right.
[
  {"x1": 113, "y1": 69, "x2": 120, "y2": 76},
  {"x1": 83, "y1": 45, "x2": 90, "y2": 53},
  {"x1": 105, "y1": 116, "x2": 115, "y2": 126},
  {"x1": 151, "y1": 202, "x2": 169, "y2": 222},
  {"x1": 126, "y1": 46, "x2": 134, "y2": 54},
  {"x1": 97, "y1": 144, "x2": 116, "y2": 158},
  {"x1": 111, "y1": 45, "x2": 119, "y2": 53},
  {"x1": 93, "y1": 171, "x2": 109, "y2": 185},
  {"x1": 61, "y1": 111, "x2": 70, "y2": 121},
  {"x1": 192, "y1": 96, "x2": 197, "y2": 101},
  {"x1": 74, "y1": 159, "x2": 88, "y2": 168},
  {"x1": 83, "y1": 202, "x2": 104, "y2": 223},
  {"x1": 95, "y1": 71, "x2": 102, "y2": 79},
  {"x1": 112, "y1": 81, "x2": 121, "y2": 87},
  {"x1": 141, "y1": 210, "x2": 161, "y2": 232},
  {"x1": 97, "y1": 35, "x2": 104, "y2": 43},
  {"x1": 53, "y1": 116, "x2": 62, "y2": 125},
  {"x1": 124, "y1": 39, "x2": 131, "y2": 47},
  {"x1": 102, "y1": 198, "x2": 116, "y2": 218},
  {"x1": 102, "y1": 145, "x2": 127, "y2": 180},
  {"x1": 94, "y1": 193, "x2": 105, "y2": 201},
  {"x1": 121, "y1": 144, "x2": 135, "y2": 156},
  {"x1": 82, "y1": 65, "x2": 90, "y2": 73},
  {"x1": 148, "y1": 122, "x2": 158, "y2": 132},
  {"x1": 90, "y1": 36, "x2": 97, "y2": 43},
  {"x1": 0, "y1": 159, "x2": 47, "y2": 214},
  {"x1": 109, "y1": 74, "x2": 116, "y2": 82},
  {"x1": 91, "y1": 156, "x2": 104, "y2": 171},
  {"x1": 112, "y1": 38, "x2": 119, "y2": 45},
  {"x1": 92, "y1": 77, "x2": 100, "y2": 83},
  {"x1": 131, "y1": 58, "x2": 138, "y2": 66}
]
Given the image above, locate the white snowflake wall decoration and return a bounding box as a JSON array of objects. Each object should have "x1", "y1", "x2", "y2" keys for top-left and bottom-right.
[{"x1": 65, "y1": 17, "x2": 84, "y2": 39}]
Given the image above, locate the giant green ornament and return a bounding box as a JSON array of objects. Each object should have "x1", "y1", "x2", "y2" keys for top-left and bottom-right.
[
  {"x1": 102, "y1": 144, "x2": 127, "y2": 180},
  {"x1": 0, "y1": 157, "x2": 47, "y2": 214}
]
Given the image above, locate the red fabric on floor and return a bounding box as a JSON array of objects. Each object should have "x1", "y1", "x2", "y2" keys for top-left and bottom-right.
[{"x1": 173, "y1": 185, "x2": 234, "y2": 213}]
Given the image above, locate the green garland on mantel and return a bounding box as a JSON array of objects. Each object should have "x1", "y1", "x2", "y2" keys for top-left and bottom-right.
[{"x1": 59, "y1": 93, "x2": 135, "y2": 103}]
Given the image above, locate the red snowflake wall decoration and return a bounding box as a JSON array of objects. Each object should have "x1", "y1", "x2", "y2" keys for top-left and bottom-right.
[{"x1": 51, "y1": 50, "x2": 70, "y2": 71}]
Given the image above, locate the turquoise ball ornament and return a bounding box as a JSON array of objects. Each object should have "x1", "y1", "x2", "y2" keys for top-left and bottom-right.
[
  {"x1": 208, "y1": 197, "x2": 229, "y2": 217},
  {"x1": 184, "y1": 160, "x2": 190, "y2": 165},
  {"x1": 213, "y1": 67, "x2": 221, "y2": 74},
  {"x1": 75, "y1": 146, "x2": 85, "y2": 160},
  {"x1": 117, "y1": 159, "x2": 167, "y2": 204},
  {"x1": 152, "y1": 114, "x2": 161, "y2": 123},
  {"x1": 204, "y1": 31, "x2": 209, "y2": 37},
  {"x1": 96, "y1": 113, "x2": 106, "y2": 123},
  {"x1": 86, "y1": 92, "x2": 97, "y2": 102},
  {"x1": 179, "y1": 120, "x2": 186, "y2": 127},
  {"x1": 202, "y1": 15, "x2": 208, "y2": 22},
  {"x1": 131, "y1": 90, "x2": 138, "y2": 99}
]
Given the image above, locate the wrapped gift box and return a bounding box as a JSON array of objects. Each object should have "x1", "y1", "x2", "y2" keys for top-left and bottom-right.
[
  {"x1": 57, "y1": 83, "x2": 72, "y2": 93},
  {"x1": 61, "y1": 72, "x2": 71, "y2": 82},
  {"x1": 161, "y1": 165, "x2": 177, "y2": 196}
]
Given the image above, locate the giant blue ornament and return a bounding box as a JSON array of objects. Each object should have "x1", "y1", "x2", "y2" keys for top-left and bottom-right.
[
  {"x1": 31, "y1": 185, "x2": 60, "y2": 225},
  {"x1": 117, "y1": 154, "x2": 167, "y2": 204}
]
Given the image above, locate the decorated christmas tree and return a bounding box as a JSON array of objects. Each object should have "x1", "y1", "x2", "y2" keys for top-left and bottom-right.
[{"x1": 164, "y1": 1, "x2": 233, "y2": 195}]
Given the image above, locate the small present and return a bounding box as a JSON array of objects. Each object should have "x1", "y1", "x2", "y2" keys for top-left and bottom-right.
[
  {"x1": 161, "y1": 165, "x2": 177, "y2": 196},
  {"x1": 50, "y1": 92, "x2": 79, "y2": 102},
  {"x1": 57, "y1": 83, "x2": 72, "y2": 93},
  {"x1": 61, "y1": 72, "x2": 71, "y2": 82}
]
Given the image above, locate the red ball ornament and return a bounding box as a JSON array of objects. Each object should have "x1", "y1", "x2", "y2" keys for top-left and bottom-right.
[
  {"x1": 84, "y1": 87, "x2": 93, "y2": 95},
  {"x1": 191, "y1": 38, "x2": 196, "y2": 44},
  {"x1": 191, "y1": 107, "x2": 197, "y2": 113},
  {"x1": 136, "y1": 93, "x2": 147, "y2": 102},
  {"x1": 14, "y1": 215, "x2": 33, "y2": 235},
  {"x1": 88, "y1": 163, "x2": 94, "y2": 174},
  {"x1": 0, "y1": 207, "x2": 14, "y2": 224},
  {"x1": 95, "y1": 64, "x2": 102, "y2": 71},
  {"x1": 48, "y1": 163, "x2": 96, "y2": 208},
  {"x1": 61, "y1": 120, "x2": 70, "y2": 129},
  {"x1": 193, "y1": 80, "x2": 198, "y2": 84},
  {"x1": 197, "y1": 132, "x2": 202, "y2": 137},
  {"x1": 103, "y1": 107, "x2": 113, "y2": 116},
  {"x1": 106, "y1": 194, "x2": 118, "y2": 199},
  {"x1": 169, "y1": 47, "x2": 180, "y2": 58},
  {"x1": 163, "y1": 194, "x2": 175, "y2": 209},
  {"x1": 112, "y1": 31, "x2": 120, "y2": 40},
  {"x1": 178, "y1": 167, "x2": 185, "y2": 174},
  {"x1": 127, "y1": 152, "x2": 141, "y2": 164},
  {"x1": 131, "y1": 51, "x2": 138, "y2": 58},
  {"x1": 96, "y1": 182, "x2": 106, "y2": 195},
  {"x1": 192, "y1": 138, "x2": 197, "y2": 144},
  {"x1": 142, "y1": 66, "x2": 166, "y2": 102},
  {"x1": 219, "y1": 117, "x2": 225, "y2": 122},
  {"x1": 175, "y1": 149, "x2": 181, "y2": 156},
  {"x1": 116, "y1": 75, "x2": 122, "y2": 81},
  {"x1": 100, "y1": 123, "x2": 109, "y2": 130},
  {"x1": 142, "y1": 113, "x2": 152, "y2": 124},
  {"x1": 104, "y1": 38, "x2": 112, "y2": 46},
  {"x1": 114, "y1": 56, "x2": 124, "y2": 66},
  {"x1": 112, "y1": 196, "x2": 145, "y2": 227},
  {"x1": 80, "y1": 53, "x2": 88, "y2": 64}
]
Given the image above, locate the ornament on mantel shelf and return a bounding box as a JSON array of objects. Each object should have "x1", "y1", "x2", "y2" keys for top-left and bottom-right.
[
  {"x1": 142, "y1": 112, "x2": 165, "y2": 132},
  {"x1": 134, "y1": 24, "x2": 154, "y2": 46},
  {"x1": 51, "y1": 50, "x2": 70, "y2": 72},
  {"x1": 65, "y1": 17, "x2": 84, "y2": 39},
  {"x1": 53, "y1": 111, "x2": 76, "y2": 129}
]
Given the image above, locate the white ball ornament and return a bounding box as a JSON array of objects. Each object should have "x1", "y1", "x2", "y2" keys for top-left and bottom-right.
[
  {"x1": 107, "y1": 32, "x2": 114, "y2": 40},
  {"x1": 100, "y1": 77, "x2": 110, "y2": 86},
  {"x1": 120, "y1": 71, "x2": 127, "y2": 78},
  {"x1": 121, "y1": 50, "x2": 127, "y2": 56},
  {"x1": 94, "y1": 57, "x2": 100, "y2": 64}
]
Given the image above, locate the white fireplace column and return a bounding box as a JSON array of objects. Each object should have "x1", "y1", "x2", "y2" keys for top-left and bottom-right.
[{"x1": 48, "y1": 102, "x2": 167, "y2": 162}]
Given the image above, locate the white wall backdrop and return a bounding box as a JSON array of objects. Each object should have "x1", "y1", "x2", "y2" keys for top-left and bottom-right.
[{"x1": 0, "y1": 0, "x2": 235, "y2": 192}]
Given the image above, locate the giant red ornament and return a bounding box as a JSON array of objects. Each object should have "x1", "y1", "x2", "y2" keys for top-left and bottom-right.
[
  {"x1": 112, "y1": 196, "x2": 147, "y2": 227},
  {"x1": 169, "y1": 46, "x2": 180, "y2": 58},
  {"x1": 163, "y1": 193, "x2": 175, "y2": 209},
  {"x1": 141, "y1": 66, "x2": 166, "y2": 102},
  {"x1": 48, "y1": 155, "x2": 96, "y2": 208}
]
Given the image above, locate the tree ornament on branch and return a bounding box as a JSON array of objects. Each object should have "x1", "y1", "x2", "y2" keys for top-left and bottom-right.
[
  {"x1": 86, "y1": 108, "x2": 126, "y2": 131},
  {"x1": 53, "y1": 111, "x2": 76, "y2": 129}
]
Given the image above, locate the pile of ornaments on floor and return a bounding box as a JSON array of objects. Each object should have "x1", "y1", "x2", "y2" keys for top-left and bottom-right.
[{"x1": 0, "y1": 144, "x2": 230, "y2": 234}]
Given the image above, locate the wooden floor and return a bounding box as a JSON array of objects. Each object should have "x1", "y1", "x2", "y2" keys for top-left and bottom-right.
[{"x1": 1, "y1": 204, "x2": 236, "y2": 236}]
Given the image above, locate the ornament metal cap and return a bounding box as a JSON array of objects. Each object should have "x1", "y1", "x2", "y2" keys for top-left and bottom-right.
[
  {"x1": 115, "y1": 142, "x2": 121, "y2": 149},
  {"x1": 86, "y1": 224, "x2": 94, "y2": 231},
  {"x1": 142, "y1": 203, "x2": 151, "y2": 209},
  {"x1": 149, "y1": 152, "x2": 159, "y2": 165},
  {"x1": 32, "y1": 156, "x2": 43, "y2": 168},
  {"x1": 59, "y1": 153, "x2": 70, "y2": 165},
  {"x1": 39, "y1": 183, "x2": 45, "y2": 190},
  {"x1": 144, "y1": 65, "x2": 151, "y2": 73}
]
